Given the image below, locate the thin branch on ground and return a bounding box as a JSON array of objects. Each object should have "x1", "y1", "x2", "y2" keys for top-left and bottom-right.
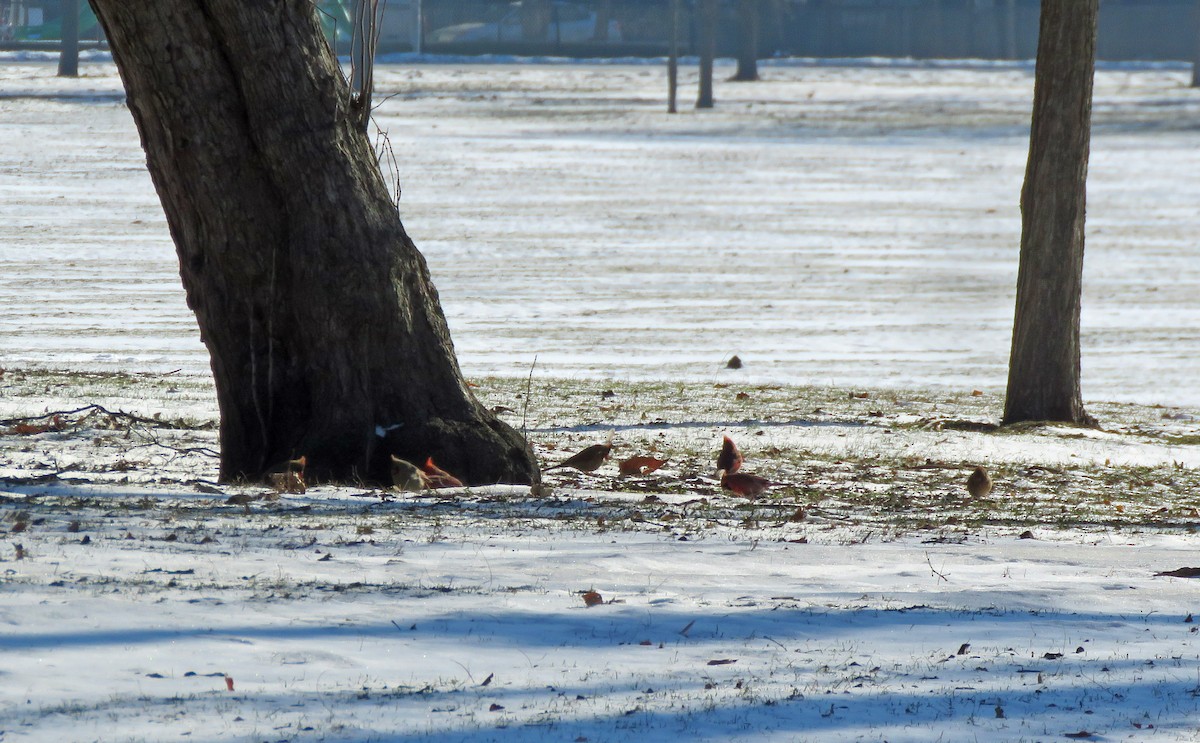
[
  {"x1": 522, "y1": 355, "x2": 537, "y2": 441},
  {"x1": 1, "y1": 404, "x2": 205, "y2": 431},
  {"x1": 926, "y1": 552, "x2": 950, "y2": 583}
]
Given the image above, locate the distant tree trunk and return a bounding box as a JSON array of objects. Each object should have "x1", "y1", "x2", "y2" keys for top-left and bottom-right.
[
  {"x1": 668, "y1": 0, "x2": 680, "y2": 113},
  {"x1": 696, "y1": 0, "x2": 716, "y2": 108},
  {"x1": 593, "y1": 0, "x2": 612, "y2": 42},
  {"x1": 1193, "y1": 1, "x2": 1200, "y2": 87},
  {"x1": 1004, "y1": 0, "x2": 1018, "y2": 59},
  {"x1": 57, "y1": 0, "x2": 80, "y2": 77},
  {"x1": 415, "y1": 0, "x2": 425, "y2": 54},
  {"x1": 1003, "y1": 0, "x2": 1098, "y2": 427},
  {"x1": 88, "y1": 0, "x2": 539, "y2": 486},
  {"x1": 521, "y1": 0, "x2": 551, "y2": 42},
  {"x1": 731, "y1": 0, "x2": 759, "y2": 81}
]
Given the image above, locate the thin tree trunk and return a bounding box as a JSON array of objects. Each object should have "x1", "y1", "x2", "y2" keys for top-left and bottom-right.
[
  {"x1": 1005, "y1": 0, "x2": 1018, "y2": 60},
  {"x1": 696, "y1": 0, "x2": 716, "y2": 108},
  {"x1": 415, "y1": 0, "x2": 424, "y2": 54},
  {"x1": 521, "y1": 0, "x2": 551, "y2": 42},
  {"x1": 932, "y1": 0, "x2": 946, "y2": 58},
  {"x1": 1003, "y1": 0, "x2": 1098, "y2": 427},
  {"x1": 1193, "y1": 0, "x2": 1200, "y2": 87},
  {"x1": 593, "y1": 0, "x2": 612, "y2": 42},
  {"x1": 731, "y1": 0, "x2": 759, "y2": 81},
  {"x1": 88, "y1": 0, "x2": 539, "y2": 486},
  {"x1": 668, "y1": 0, "x2": 679, "y2": 113},
  {"x1": 58, "y1": 0, "x2": 80, "y2": 77}
]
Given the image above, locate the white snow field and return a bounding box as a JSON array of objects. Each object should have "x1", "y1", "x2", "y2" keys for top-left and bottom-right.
[
  {"x1": 3, "y1": 55, "x2": 1200, "y2": 403},
  {"x1": 2, "y1": 55, "x2": 1200, "y2": 742}
]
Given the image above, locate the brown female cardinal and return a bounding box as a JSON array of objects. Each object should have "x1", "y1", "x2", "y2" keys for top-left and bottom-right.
[
  {"x1": 966, "y1": 466, "x2": 993, "y2": 498},
  {"x1": 544, "y1": 433, "x2": 613, "y2": 473},
  {"x1": 718, "y1": 469, "x2": 775, "y2": 499},
  {"x1": 390, "y1": 455, "x2": 428, "y2": 492},
  {"x1": 422, "y1": 457, "x2": 464, "y2": 488},
  {"x1": 267, "y1": 455, "x2": 307, "y2": 494},
  {"x1": 716, "y1": 436, "x2": 744, "y2": 474}
]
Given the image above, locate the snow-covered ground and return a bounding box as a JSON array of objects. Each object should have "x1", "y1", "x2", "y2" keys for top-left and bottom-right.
[
  {"x1": 4, "y1": 56, "x2": 1200, "y2": 741},
  {"x1": 6, "y1": 502, "x2": 1200, "y2": 743},
  {"x1": 3, "y1": 56, "x2": 1200, "y2": 404}
]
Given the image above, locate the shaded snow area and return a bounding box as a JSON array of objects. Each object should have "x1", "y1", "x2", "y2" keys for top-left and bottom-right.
[
  {"x1": 3, "y1": 56, "x2": 1200, "y2": 741},
  {"x1": 4, "y1": 510, "x2": 1200, "y2": 743}
]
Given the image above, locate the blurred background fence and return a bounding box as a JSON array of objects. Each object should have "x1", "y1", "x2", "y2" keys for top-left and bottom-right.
[{"x1": 2, "y1": 1, "x2": 1197, "y2": 62}]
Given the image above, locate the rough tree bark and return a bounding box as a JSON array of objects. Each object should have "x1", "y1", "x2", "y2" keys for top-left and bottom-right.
[
  {"x1": 88, "y1": 0, "x2": 540, "y2": 485},
  {"x1": 696, "y1": 0, "x2": 716, "y2": 108},
  {"x1": 731, "y1": 0, "x2": 759, "y2": 82},
  {"x1": 1003, "y1": 0, "x2": 1098, "y2": 426}
]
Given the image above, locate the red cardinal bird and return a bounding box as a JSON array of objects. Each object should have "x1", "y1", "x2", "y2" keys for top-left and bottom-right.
[
  {"x1": 422, "y1": 457, "x2": 464, "y2": 488},
  {"x1": 544, "y1": 433, "x2": 613, "y2": 473},
  {"x1": 718, "y1": 469, "x2": 776, "y2": 499},
  {"x1": 716, "y1": 435, "x2": 744, "y2": 474}
]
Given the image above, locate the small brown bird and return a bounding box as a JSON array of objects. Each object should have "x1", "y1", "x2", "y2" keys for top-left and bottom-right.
[
  {"x1": 716, "y1": 435, "x2": 744, "y2": 474},
  {"x1": 268, "y1": 471, "x2": 306, "y2": 494},
  {"x1": 422, "y1": 457, "x2": 464, "y2": 488},
  {"x1": 544, "y1": 433, "x2": 613, "y2": 473},
  {"x1": 719, "y1": 469, "x2": 775, "y2": 499},
  {"x1": 966, "y1": 466, "x2": 993, "y2": 498},
  {"x1": 390, "y1": 455, "x2": 428, "y2": 492},
  {"x1": 267, "y1": 455, "x2": 307, "y2": 494}
]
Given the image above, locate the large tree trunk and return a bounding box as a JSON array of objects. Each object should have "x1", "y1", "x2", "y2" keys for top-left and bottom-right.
[
  {"x1": 88, "y1": 0, "x2": 540, "y2": 486},
  {"x1": 1003, "y1": 0, "x2": 1097, "y2": 427},
  {"x1": 696, "y1": 0, "x2": 716, "y2": 109},
  {"x1": 731, "y1": 0, "x2": 759, "y2": 82}
]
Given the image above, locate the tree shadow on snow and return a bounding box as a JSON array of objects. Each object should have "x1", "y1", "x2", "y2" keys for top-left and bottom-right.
[{"x1": 3, "y1": 604, "x2": 1198, "y2": 741}]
